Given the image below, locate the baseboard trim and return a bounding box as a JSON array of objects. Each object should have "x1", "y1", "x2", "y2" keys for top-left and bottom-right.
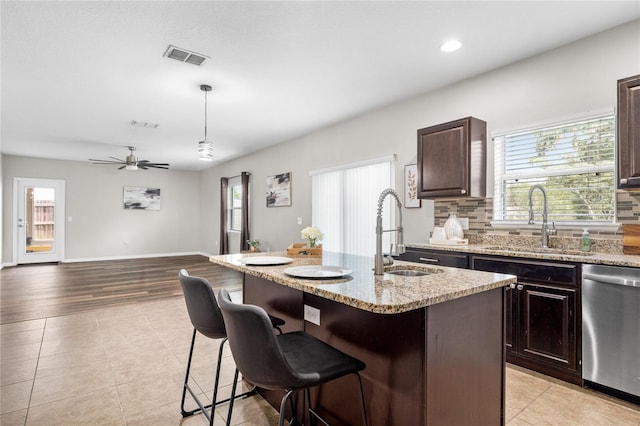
[{"x1": 61, "y1": 251, "x2": 213, "y2": 264}]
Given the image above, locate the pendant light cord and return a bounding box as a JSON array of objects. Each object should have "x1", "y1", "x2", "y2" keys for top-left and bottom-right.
[{"x1": 204, "y1": 88, "x2": 208, "y2": 140}]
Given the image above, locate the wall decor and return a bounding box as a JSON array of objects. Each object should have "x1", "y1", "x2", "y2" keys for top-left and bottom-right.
[
  {"x1": 266, "y1": 172, "x2": 291, "y2": 207},
  {"x1": 404, "y1": 164, "x2": 421, "y2": 208},
  {"x1": 123, "y1": 186, "x2": 161, "y2": 210}
]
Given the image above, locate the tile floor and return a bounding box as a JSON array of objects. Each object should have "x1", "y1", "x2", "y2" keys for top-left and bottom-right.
[{"x1": 1, "y1": 296, "x2": 639, "y2": 425}]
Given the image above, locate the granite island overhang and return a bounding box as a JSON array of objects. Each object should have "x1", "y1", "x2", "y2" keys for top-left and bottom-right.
[
  {"x1": 210, "y1": 251, "x2": 517, "y2": 425},
  {"x1": 209, "y1": 251, "x2": 516, "y2": 314}
]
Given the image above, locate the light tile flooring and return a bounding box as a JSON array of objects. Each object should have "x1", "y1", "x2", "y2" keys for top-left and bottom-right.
[{"x1": 1, "y1": 296, "x2": 639, "y2": 425}]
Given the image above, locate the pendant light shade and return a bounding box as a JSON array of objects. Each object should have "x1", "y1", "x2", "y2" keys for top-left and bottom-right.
[{"x1": 198, "y1": 84, "x2": 214, "y2": 161}]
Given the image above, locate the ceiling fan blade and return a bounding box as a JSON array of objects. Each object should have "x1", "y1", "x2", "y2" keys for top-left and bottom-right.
[
  {"x1": 109, "y1": 157, "x2": 125, "y2": 162},
  {"x1": 90, "y1": 159, "x2": 125, "y2": 164},
  {"x1": 146, "y1": 165, "x2": 170, "y2": 169},
  {"x1": 118, "y1": 165, "x2": 126, "y2": 170},
  {"x1": 141, "y1": 162, "x2": 170, "y2": 166}
]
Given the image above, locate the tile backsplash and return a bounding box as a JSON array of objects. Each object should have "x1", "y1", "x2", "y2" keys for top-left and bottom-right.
[{"x1": 433, "y1": 190, "x2": 640, "y2": 254}]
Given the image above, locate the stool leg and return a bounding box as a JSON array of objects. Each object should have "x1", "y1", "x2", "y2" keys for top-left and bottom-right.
[
  {"x1": 279, "y1": 389, "x2": 295, "y2": 426},
  {"x1": 226, "y1": 368, "x2": 240, "y2": 426},
  {"x1": 181, "y1": 329, "x2": 198, "y2": 416},
  {"x1": 355, "y1": 373, "x2": 368, "y2": 426}
]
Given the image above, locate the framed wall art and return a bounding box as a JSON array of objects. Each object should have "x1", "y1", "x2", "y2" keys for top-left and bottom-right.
[
  {"x1": 123, "y1": 186, "x2": 161, "y2": 210},
  {"x1": 404, "y1": 164, "x2": 421, "y2": 208},
  {"x1": 266, "y1": 172, "x2": 291, "y2": 207}
]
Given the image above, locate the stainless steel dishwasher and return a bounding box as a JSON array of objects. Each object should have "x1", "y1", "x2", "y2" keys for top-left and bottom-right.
[{"x1": 582, "y1": 264, "x2": 640, "y2": 401}]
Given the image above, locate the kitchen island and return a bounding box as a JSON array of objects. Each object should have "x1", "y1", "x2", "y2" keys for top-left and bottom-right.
[{"x1": 210, "y1": 251, "x2": 516, "y2": 425}]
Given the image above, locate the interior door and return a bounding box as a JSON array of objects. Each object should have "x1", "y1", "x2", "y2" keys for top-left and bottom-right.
[{"x1": 15, "y1": 178, "x2": 66, "y2": 264}]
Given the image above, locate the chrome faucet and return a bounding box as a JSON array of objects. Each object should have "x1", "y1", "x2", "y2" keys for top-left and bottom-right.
[
  {"x1": 527, "y1": 184, "x2": 557, "y2": 248},
  {"x1": 374, "y1": 188, "x2": 405, "y2": 275}
]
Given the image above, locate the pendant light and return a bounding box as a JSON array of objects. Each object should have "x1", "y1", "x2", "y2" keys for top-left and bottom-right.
[{"x1": 198, "y1": 84, "x2": 214, "y2": 161}]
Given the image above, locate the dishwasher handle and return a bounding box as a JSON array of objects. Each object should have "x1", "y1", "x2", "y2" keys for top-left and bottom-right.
[{"x1": 583, "y1": 272, "x2": 640, "y2": 288}]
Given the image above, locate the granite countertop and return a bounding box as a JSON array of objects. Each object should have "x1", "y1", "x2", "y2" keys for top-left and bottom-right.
[
  {"x1": 406, "y1": 243, "x2": 640, "y2": 268},
  {"x1": 209, "y1": 251, "x2": 516, "y2": 314}
]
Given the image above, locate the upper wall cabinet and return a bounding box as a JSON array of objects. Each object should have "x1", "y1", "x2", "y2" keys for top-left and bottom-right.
[
  {"x1": 617, "y1": 74, "x2": 640, "y2": 190},
  {"x1": 417, "y1": 116, "x2": 486, "y2": 199}
]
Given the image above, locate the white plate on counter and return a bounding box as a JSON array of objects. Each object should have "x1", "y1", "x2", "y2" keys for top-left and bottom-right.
[
  {"x1": 240, "y1": 256, "x2": 293, "y2": 266},
  {"x1": 283, "y1": 265, "x2": 352, "y2": 279}
]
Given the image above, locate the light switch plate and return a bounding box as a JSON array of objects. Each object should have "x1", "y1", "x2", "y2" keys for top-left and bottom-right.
[{"x1": 304, "y1": 304, "x2": 320, "y2": 326}]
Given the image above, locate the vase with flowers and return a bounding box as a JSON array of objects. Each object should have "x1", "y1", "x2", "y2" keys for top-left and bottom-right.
[{"x1": 301, "y1": 226, "x2": 323, "y2": 248}]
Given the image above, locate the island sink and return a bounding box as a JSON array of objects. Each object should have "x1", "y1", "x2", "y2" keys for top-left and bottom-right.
[{"x1": 385, "y1": 269, "x2": 432, "y2": 276}]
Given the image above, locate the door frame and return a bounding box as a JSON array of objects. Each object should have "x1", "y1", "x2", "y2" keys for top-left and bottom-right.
[{"x1": 13, "y1": 177, "x2": 66, "y2": 264}]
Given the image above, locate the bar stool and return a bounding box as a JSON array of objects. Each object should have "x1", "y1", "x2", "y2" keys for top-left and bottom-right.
[
  {"x1": 217, "y1": 289, "x2": 368, "y2": 426},
  {"x1": 178, "y1": 269, "x2": 284, "y2": 425}
]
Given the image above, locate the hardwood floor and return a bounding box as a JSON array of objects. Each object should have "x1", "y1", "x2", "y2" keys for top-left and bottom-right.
[{"x1": 0, "y1": 255, "x2": 242, "y2": 324}]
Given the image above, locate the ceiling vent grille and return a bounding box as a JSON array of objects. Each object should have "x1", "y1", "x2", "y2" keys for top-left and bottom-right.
[{"x1": 163, "y1": 45, "x2": 209, "y2": 66}]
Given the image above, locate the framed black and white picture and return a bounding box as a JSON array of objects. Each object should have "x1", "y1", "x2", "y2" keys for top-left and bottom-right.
[
  {"x1": 404, "y1": 164, "x2": 420, "y2": 208},
  {"x1": 266, "y1": 172, "x2": 291, "y2": 207},
  {"x1": 123, "y1": 186, "x2": 161, "y2": 210}
]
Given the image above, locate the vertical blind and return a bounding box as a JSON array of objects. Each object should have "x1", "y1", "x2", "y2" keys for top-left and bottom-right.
[
  {"x1": 312, "y1": 157, "x2": 394, "y2": 256},
  {"x1": 493, "y1": 114, "x2": 615, "y2": 223}
]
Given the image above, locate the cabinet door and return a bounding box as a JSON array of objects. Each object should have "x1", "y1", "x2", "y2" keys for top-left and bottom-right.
[
  {"x1": 418, "y1": 121, "x2": 468, "y2": 197},
  {"x1": 520, "y1": 283, "x2": 577, "y2": 371},
  {"x1": 617, "y1": 74, "x2": 640, "y2": 188},
  {"x1": 417, "y1": 117, "x2": 486, "y2": 198}
]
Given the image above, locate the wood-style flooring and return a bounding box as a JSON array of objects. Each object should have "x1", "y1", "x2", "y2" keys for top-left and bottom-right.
[{"x1": 0, "y1": 255, "x2": 242, "y2": 324}]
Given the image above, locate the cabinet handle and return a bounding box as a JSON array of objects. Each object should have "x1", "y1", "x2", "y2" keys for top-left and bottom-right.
[
  {"x1": 461, "y1": 189, "x2": 467, "y2": 194},
  {"x1": 517, "y1": 284, "x2": 524, "y2": 291},
  {"x1": 419, "y1": 257, "x2": 439, "y2": 263},
  {"x1": 509, "y1": 283, "x2": 516, "y2": 289},
  {"x1": 620, "y1": 178, "x2": 628, "y2": 184}
]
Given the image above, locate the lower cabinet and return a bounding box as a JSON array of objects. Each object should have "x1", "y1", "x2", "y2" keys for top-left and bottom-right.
[{"x1": 472, "y1": 255, "x2": 581, "y2": 385}]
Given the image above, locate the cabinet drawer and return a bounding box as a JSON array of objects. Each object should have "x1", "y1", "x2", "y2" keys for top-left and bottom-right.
[
  {"x1": 399, "y1": 249, "x2": 469, "y2": 268},
  {"x1": 471, "y1": 256, "x2": 578, "y2": 287}
]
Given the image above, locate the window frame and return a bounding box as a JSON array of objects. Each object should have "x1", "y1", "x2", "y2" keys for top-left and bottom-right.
[
  {"x1": 227, "y1": 182, "x2": 242, "y2": 232},
  {"x1": 491, "y1": 112, "x2": 618, "y2": 231}
]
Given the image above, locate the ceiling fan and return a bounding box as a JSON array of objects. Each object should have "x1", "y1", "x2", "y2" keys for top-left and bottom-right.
[{"x1": 89, "y1": 146, "x2": 169, "y2": 170}]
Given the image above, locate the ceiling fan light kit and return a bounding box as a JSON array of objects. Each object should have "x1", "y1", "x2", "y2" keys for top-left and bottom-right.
[{"x1": 198, "y1": 84, "x2": 214, "y2": 161}]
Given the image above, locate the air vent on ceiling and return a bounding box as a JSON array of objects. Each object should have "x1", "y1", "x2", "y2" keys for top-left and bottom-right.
[{"x1": 163, "y1": 45, "x2": 209, "y2": 66}]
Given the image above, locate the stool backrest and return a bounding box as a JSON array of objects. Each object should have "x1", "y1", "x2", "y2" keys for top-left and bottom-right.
[
  {"x1": 218, "y1": 289, "x2": 309, "y2": 390},
  {"x1": 178, "y1": 269, "x2": 226, "y2": 339}
]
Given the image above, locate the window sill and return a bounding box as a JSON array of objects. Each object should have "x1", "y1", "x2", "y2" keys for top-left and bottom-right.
[{"x1": 490, "y1": 221, "x2": 621, "y2": 233}]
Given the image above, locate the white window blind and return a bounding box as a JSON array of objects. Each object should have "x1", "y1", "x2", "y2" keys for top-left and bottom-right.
[
  {"x1": 312, "y1": 157, "x2": 394, "y2": 256},
  {"x1": 493, "y1": 115, "x2": 615, "y2": 224}
]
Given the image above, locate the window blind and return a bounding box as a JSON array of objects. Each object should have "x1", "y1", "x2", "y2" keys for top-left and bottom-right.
[
  {"x1": 312, "y1": 159, "x2": 394, "y2": 256},
  {"x1": 493, "y1": 115, "x2": 615, "y2": 223}
]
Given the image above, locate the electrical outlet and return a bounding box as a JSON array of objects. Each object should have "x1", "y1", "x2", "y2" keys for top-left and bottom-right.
[
  {"x1": 458, "y1": 217, "x2": 469, "y2": 230},
  {"x1": 297, "y1": 217, "x2": 303, "y2": 225},
  {"x1": 304, "y1": 304, "x2": 320, "y2": 326}
]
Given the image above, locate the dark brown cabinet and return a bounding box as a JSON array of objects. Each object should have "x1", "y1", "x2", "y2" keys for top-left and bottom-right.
[
  {"x1": 617, "y1": 74, "x2": 640, "y2": 189},
  {"x1": 472, "y1": 255, "x2": 581, "y2": 385},
  {"x1": 417, "y1": 116, "x2": 486, "y2": 198}
]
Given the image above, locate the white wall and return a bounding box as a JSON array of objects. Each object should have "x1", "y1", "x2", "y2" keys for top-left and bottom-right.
[
  {"x1": 200, "y1": 20, "x2": 640, "y2": 255},
  {"x1": 2, "y1": 155, "x2": 202, "y2": 264}
]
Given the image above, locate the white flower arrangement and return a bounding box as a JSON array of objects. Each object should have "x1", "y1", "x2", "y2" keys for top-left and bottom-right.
[{"x1": 300, "y1": 226, "x2": 323, "y2": 248}]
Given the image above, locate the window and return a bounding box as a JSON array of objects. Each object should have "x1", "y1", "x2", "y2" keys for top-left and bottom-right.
[
  {"x1": 311, "y1": 156, "x2": 395, "y2": 256},
  {"x1": 493, "y1": 114, "x2": 615, "y2": 225},
  {"x1": 228, "y1": 183, "x2": 242, "y2": 231}
]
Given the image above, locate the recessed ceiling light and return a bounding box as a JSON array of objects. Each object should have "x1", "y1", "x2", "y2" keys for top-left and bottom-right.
[{"x1": 440, "y1": 40, "x2": 462, "y2": 52}]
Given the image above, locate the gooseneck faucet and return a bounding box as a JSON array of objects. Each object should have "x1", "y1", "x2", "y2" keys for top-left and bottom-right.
[
  {"x1": 374, "y1": 188, "x2": 405, "y2": 275},
  {"x1": 527, "y1": 184, "x2": 557, "y2": 249}
]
